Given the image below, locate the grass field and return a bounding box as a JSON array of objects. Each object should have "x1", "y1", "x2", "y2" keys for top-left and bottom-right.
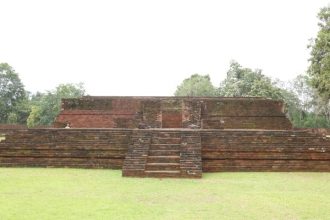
[{"x1": 0, "y1": 168, "x2": 329, "y2": 220}]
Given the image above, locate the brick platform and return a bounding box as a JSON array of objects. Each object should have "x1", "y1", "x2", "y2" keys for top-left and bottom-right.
[
  {"x1": 0, "y1": 129, "x2": 130, "y2": 169},
  {"x1": 0, "y1": 128, "x2": 329, "y2": 177},
  {"x1": 1, "y1": 96, "x2": 329, "y2": 178},
  {"x1": 55, "y1": 96, "x2": 292, "y2": 130}
]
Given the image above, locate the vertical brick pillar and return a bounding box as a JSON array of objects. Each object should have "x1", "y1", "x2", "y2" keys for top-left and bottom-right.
[{"x1": 180, "y1": 130, "x2": 202, "y2": 178}]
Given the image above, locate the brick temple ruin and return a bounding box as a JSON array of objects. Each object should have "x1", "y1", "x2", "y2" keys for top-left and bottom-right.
[{"x1": 0, "y1": 96, "x2": 329, "y2": 178}]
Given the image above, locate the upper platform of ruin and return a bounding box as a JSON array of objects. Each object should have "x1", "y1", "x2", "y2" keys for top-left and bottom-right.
[{"x1": 55, "y1": 96, "x2": 292, "y2": 130}]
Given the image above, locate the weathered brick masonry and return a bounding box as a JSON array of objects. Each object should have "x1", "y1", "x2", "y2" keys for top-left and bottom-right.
[
  {"x1": 55, "y1": 96, "x2": 292, "y2": 130},
  {"x1": 1, "y1": 128, "x2": 329, "y2": 177},
  {"x1": 0, "y1": 124, "x2": 26, "y2": 129},
  {"x1": 202, "y1": 130, "x2": 330, "y2": 172},
  {"x1": 1, "y1": 96, "x2": 329, "y2": 178},
  {"x1": 0, "y1": 129, "x2": 130, "y2": 169}
]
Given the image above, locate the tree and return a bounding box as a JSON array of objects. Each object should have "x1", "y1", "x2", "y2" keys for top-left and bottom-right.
[
  {"x1": 308, "y1": 6, "x2": 330, "y2": 100},
  {"x1": 218, "y1": 61, "x2": 284, "y2": 100},
  {"x1": 174, "y1": 74, "x2": 217, "y2": 96},
  {"x1": 0, "y1": 63, "x2": 29, "y2": 124},
  {"x1": 27, "y1": 83, "x2": 85, "y2": 127},
  {"x1": 217, "y1": 61, "x2": 323, "y2": 127},
  {"x1": 281, "y1": 74, "x2": 330, "y2": 128},
  {"x1": 291, "y1": 74, "x2": 314, "y2": 112}
]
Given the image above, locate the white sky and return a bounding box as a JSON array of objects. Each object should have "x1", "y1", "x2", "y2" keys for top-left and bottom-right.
[{"x1": 0, "y1": 0, "x2": 329, "y2": 96}]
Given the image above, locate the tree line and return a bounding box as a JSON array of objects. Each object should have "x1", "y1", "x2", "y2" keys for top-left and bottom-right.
[
  {"x1": 175, "y1": 62, "x2": 329, "y2": 127},
  {"x1": 0, "y1": 62, "x2": 85, "y2": 127},
  {"x1": 175, "y1": 6, "x2": 330, "y2": 128},
  {"x1": 1, "y1": 6, "x2": 329, "y2": 128}
]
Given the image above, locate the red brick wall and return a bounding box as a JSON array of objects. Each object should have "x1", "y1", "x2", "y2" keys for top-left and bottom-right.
[
  {"x1": 55, "y1": 97, "x2": 292, "y2": 130},
  {"x1": 202, "y1": 130, "x2": 330, "y2": 171},
  {"x1": 202, "y1": 117, "x2": 292, "y2": 130},
  {"x1": 0, "y1": 124, "x2": 26, "y2": 129},
  {"x1": 0, "y1": 129, "x2": 130, "y2": 169},
  {"x1": 294, "y1": 128, "x2": 330, "y2": 136},
  {"x1": 1, "y1": 128, "x2": 329, "y2": 172}
]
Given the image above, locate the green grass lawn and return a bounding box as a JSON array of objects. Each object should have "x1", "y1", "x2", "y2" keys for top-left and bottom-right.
[{"x1": 0, "y1": 168, "x2": 329, "y2": 220}]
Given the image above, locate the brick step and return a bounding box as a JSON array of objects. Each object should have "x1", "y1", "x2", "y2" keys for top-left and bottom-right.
[
  {"x1": 147, "y1": 156, "x2": 180, "y2": 163},
  {"x1": 0, "y1": 163, "x2": 122, "y2": 169},
  {"x1": 151, "y1": 138, "x2": 181, "y2": 144},
  {"x1": 204, "y1": 137, "x2": 330, "y2": 141},
  {"x1": 202, "y1": 146, "x2": 330, "y2": 152},
  {"x1": 158, "y1": 131, "x2": 317, "y2": 137},
  {"x1": 4, "y1": 132, "x2": 131, "y2": 137},
  {"x1": 0, "y1": 149, "x2": 127, "y2": 158},
  {"x1": 203, "y1": 144, "x2": 330, "y2": 149},
  {"x1": 145, "y1": 163, "x2": 180, "y2": 170},
  {"x1": 201, "y1": 131, "x2": 320, "y2": 135},
  {"x1": 203, "y1": 159, "x2": 330, "y2": 172},
  {"x1": 122, "y1": 158, "x2": 146, "y2": 162},
  {"x1": 1, "y1": 140, "x2": 131, "y2": 145},
  {"x1": 144, "y1": 170, "x2": 181, "y2": 178},
  {"x1": 122, "y1": 166, "x2": 145, "y2": 170},
  {"x1": 202, "y1": 139, "x2": 330, "y2": 145},
  {"x1": 151, "y1": 133, "x2": 181, "y2": 138},
  {"x1": 202, "y1": 152, "x2": 330, "y2": 160},
  {"x1": 149, "y1": 144, "x2": 181, "y2": 150},
  {"x1": 0, "y1": 157, "x2": 123, "y2": 168},
  {"x1": 0, "y1": 144, "x2": 129, "y2": 150},
  {"x1": 203, "y1": 142, "x2": 330, "y2": 146},
  {"x1": 148, "y1": 150, "x2": 180, "y2": 156}
]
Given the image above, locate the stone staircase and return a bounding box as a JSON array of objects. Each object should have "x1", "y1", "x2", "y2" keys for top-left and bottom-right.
[
  {"x1": 122, "y1": 130, "x2": 202, "y2": 178},
  {"x1": 145, "y1": 131, "x2": 182, "y2": 178}
]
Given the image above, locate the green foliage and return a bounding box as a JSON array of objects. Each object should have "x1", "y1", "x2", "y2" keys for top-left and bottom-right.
[
  {"x1": 27, "y1": 83, "x2": 85, "y2": 127},
  {"x1": 285, "y1": 74, "x2": 330, "y2": 128},
  {"x1": 290, "y1": 112, "x2": 330, "y2": 128},
  {"x1": 175, "y1": 74, "x2": 217, "y2": 96},
  {"x1": 218, "y1": 61, "x2": 284, "y2": 100},
  {"x1": 0, "y1": 63, "x2": 29, "y2": 124},
  {"x1": 176, "y1": 61, "x2": 329, "y2": 128},
  {"x1": 278, "y1": 88, "x2": 301, "y2": 124},
  {"x1": 308, "y1": 6, "x2": 330, "y2": 100},
  {"x1": 218, "y1": 61, "x2": 309, "y2": 126}
]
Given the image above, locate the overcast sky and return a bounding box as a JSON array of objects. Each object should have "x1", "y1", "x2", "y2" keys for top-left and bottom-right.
[{"x1": 0, "y1": 0, "x2": 329, "y2": 96}]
